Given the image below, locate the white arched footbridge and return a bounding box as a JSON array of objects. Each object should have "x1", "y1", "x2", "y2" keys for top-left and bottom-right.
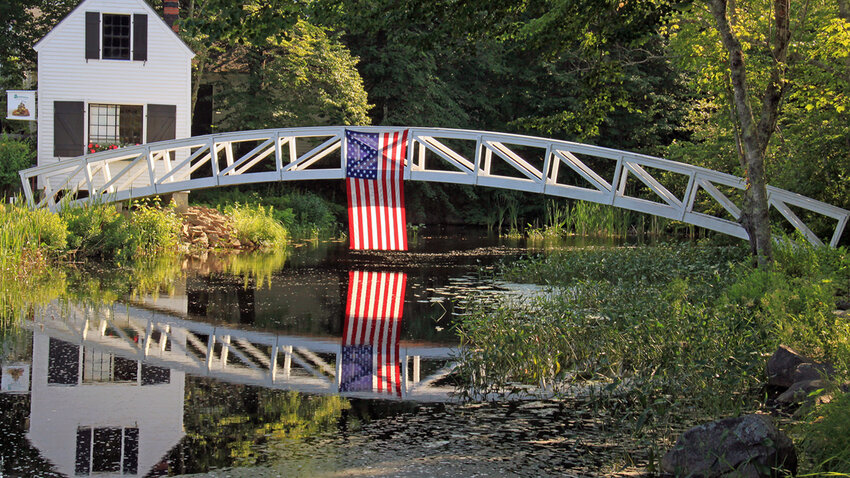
[{"x1": 20, "y1": 126, "x2": 850, "y2": 246}]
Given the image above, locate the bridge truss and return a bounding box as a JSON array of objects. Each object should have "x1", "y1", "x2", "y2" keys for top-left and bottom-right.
[
  {"x1": 25, "y1": 300, "x2": 457, "y2": 402},
  {"x1": 19, "y1": 126, "x2": 850, "y2": 246}
]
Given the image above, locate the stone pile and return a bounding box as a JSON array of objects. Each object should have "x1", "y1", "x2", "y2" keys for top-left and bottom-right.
[
  {"x1": 767, "y1": 344, "x2": 842, "y2": 406},
  {"x1": 661, "y1": 341, "x2": 849, "y2": 477},
  {"x1": 181, "y1": 206, "x2": 248, "y2": 249}
]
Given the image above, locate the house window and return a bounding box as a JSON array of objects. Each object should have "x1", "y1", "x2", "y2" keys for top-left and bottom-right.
[
  {"x1": 86, "y1": 12, "x2": 147, "y2": 62},
  {"x1": 75, "y1": 427, "x2": 139, "y2": 475},
  {"x1": 102, "y1": 14, "x2": 131, "y2": 60},
  {"x1": 88, "y1": 104, "x2": 143, "y2": 148},
  {"x1": 82, "y1": 348, "x2": 138, "y2": 383}
]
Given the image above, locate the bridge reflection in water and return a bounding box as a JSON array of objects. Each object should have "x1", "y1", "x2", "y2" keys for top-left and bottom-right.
[{"x1": 23, "y1": 269, "x2": 456, "y2": 476}]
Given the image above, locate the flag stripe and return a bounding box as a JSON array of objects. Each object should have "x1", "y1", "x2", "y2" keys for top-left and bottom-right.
[
  {"x1": 342, "y1": 271, "x2": 406, "y2": 397},
  {"x1": 345, "y1": 130, "x2": 408, "y2": 250}
]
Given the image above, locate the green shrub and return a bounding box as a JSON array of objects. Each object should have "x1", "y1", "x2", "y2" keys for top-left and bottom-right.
[
  {"x1": 126, "y1": 198, "x2": 181, "y2": 256},
  {"x1": 0, "y1": 135, "x2": 33, "y2": 196},
  {"x1": 60, "y1": 202, "x2": 133, "y2": 261},
  {"x1": 0, "y1": 202, "x2": 68, "y2": 274},
  {"x1": 225, "y1": 203, "x2": 288, "y2": 248},
  {"x1": 60, "y1": 197, "x2": 182, "y2": 261}
]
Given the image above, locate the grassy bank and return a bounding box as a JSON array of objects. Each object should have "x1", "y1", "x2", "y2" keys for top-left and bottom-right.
[
  {"x1": 455, "y1": 241, "x2": 850, "y2": 474},
  {"x1": 190, "y1": 187, "x2": 344, "y2": 240}
]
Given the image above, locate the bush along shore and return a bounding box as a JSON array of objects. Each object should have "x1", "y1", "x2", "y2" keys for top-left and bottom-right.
[
  {"x1": 0, "y1": 191, "x2": 335, "y2": 274},
  {"x1": 455, "y1": 241, "x2": 850, "y2": 476}
]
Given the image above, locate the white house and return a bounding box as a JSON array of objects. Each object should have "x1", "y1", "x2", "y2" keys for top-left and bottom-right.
[
  {"x1": 28, "y1": 332, "x2": 186, "y2": 477},
  {"x1": 33, "y1": 0, "x2": 194, "y2": 190}
]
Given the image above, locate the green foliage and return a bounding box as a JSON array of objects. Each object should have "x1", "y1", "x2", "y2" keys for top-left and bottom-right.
[
  {"x1": 0, "y1": 135, "x2": 33, "y2": 195},
  {"x1": 126, "y1": 198, "x2": 182, "y2": 257},
  {"x1": 193, "y1": 187, "x2": 342, "y2": 239},
  {"x1": 666, "y1": 1, "x2": 850, "y2": 240},
  {"x1": 60, "y1": 202, "x2": 131, "y2": 260},
  {"x1": 0, "y1": 0, "x2": 75, "y2": 84},
  {"x1": 796, "y1": 392, "x2": 850, "y2": 475},
  {"x1": 186, "y1": 12, "x2": 371, "y2": 131},
  {"x1": 60, "y1": 197, "x2": 181, "y2": 262},
  {"x1": 224, "y1": 203, "x2": 288, "y2": 248},
  {"x1": 458, "y1": 242, "x2": 850, "y2": 472}
]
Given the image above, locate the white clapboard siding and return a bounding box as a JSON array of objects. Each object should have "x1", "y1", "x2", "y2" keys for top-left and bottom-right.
[{"x1": 35, "y1": 0, "x2": 193, "y2": 191}]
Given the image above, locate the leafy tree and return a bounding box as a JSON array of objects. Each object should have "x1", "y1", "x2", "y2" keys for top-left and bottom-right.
[
  {"x1": 0, "y1": 135, "x2": 34, "y2": 195},
  {"x1": 667, "y1": 0, "x2": 850, "y2": 252},
  {"x1": 214, "y1": 19, "x2": 371, "y2": 131},
  {"x1": 180, "y1": 2, "x2": 370, "y2": 131}
]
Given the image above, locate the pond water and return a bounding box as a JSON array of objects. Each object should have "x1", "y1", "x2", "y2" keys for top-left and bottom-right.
[{"x1": 0, "y1": 228, "x2": 645, "y2": 477}]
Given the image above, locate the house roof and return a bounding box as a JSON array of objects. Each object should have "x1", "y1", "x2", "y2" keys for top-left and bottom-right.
[{"x1": 33, "y1": 0, "x2": 194, "y2": 58}]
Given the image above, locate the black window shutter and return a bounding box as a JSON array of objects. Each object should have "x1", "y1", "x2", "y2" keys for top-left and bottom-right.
[
  {"x1": 85, "y1": 12, "x2": 99, "y2": 59},
  {"x1": 133, "y1": 14, "x2": 147, "y2": 61},
  {"x1": 54, "y1": 101, "x2": 85, "y2": 157},
  {"x1": 75, "y1": 428, "x2": 92, "y2": 475},
  {"x1": 146, "y1": 104, "x2": 176, "y2": 143},
  {"x1": 48, "y1": 337, "x2": 80, "y2": 385}
]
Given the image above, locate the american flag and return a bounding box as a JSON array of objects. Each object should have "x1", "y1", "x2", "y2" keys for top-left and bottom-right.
[
  {"x1": 345, "y1": 129, "x2": 409, "y2": 250},
  {"x1": 340, "y1": 270, "x2": 407, "y2": 397}
]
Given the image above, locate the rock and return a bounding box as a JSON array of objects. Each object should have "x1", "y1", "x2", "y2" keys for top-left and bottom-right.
[
  {"x1": 661, "y1": 414, "x2": 797, "y2": 478},
  {"x1": 767, "y1": 345, "x2": 812, "y2": 388},
  {"x1": 776, "y1": 379, "x2": 830, "y2": 405},
  {"x1": 194, "y1": 233, "x2": 209, "y2": 248},
  {"x1": 790, "y1": 362, "x2": 835, "y2": 385}
]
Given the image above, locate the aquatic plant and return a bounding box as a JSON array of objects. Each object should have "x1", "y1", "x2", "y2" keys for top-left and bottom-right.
[{"x1": 456, "y1": 242, "x2": 850, "y2": 473}]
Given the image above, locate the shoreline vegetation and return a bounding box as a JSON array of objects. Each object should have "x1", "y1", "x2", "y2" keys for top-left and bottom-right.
[
  {"x1": 455, "y1": 242, "x2": 850, "y2": 475},
  {"x1": 2, "y1": 193, "x2": 848, "y2": 475}
]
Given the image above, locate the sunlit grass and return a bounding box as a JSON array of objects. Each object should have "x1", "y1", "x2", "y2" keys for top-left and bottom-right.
[{"x1": 456, "y1": 241, "x2": 850, "y2": 473}]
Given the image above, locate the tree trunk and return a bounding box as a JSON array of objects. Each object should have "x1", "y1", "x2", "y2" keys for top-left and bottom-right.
[{"x1": 707, "y1": 0, "x2": 792, "y2": 266}]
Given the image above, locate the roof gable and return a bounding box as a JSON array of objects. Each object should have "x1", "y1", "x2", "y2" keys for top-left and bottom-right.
[{"x1": 33, "y1": 0, "x2": 194, "y2": 58}]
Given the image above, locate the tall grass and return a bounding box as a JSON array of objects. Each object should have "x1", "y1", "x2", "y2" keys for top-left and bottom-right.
[
  {"x1": 0, "y1": 201, "x2": 67, "y2": 276},
  {"x1": 456, "y1": 242, "x2": 850, "y2": 473},
  {"x1": 526, "y1": 200, "x2": 676, "y2": 239},
  {"x1": 193, "y1": 188, "x2": 343, "y2": 240},
  {"x1": 224, "y1": 203, "x2": 288, "y2": 248},
  {"x1": 795, "y1": 391, "x2": 850, "y2": 475}
]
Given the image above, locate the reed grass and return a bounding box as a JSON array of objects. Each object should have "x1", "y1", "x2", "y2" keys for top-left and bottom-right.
[
  {"x1": 524, "y1": 200, "x2": 680, "y2": 239},
  {"x1": 224, "y1": 203, "x2": 289, "y2": 248},
  {"x1": 0, "y1": 201, "x2": 67, "y2": 277}
]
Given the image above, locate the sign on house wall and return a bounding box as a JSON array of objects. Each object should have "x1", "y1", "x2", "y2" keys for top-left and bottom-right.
[
  {"x1": 6, "y1": 90, "x2": 36, "y2": 121},
  {"x1": 1, "y1": 364, "x2": 31, "y2": 393}
]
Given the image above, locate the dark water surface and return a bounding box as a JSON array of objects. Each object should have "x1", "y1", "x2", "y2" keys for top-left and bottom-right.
[{"x1": 1, "y1": 230, "x2": 641, "y2": 477}]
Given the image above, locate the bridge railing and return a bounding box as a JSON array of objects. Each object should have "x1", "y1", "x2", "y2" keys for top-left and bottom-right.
[
  {"x1": 25, "y1": 299, "x2": 458, "y2": 402},
  {"x1": 19, "y1": 126, "x2": 850, "y2": 246}
]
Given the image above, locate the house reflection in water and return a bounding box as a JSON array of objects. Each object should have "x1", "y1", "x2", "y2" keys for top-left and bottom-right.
[{"x1": 28, "y1": 332, "x2": 185, "y2": 477}]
